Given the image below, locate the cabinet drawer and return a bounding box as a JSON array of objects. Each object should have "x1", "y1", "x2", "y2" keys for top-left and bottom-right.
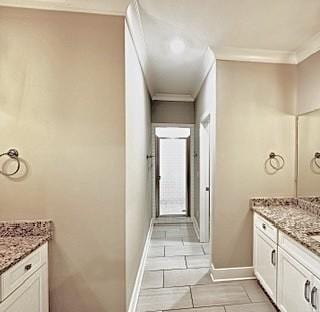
[
  {"x1": 254, "y1": 213, "x2": 278, "y2": 243},
  {"x1": 0, "y1": 243, "x2": 48, "y2": 302}
]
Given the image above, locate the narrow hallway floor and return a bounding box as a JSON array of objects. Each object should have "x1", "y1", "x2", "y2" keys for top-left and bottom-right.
[{"x1": 136, "y1": 222, "x2": 277, "y2": 312}]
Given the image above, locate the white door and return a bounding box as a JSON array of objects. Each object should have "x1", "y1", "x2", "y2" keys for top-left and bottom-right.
[
  {"x1": 0, "y1": 266, "x2": 48, "y2": 312},
  {"x1": 277, "y1": 247, "x2": 313, "y2": 312},
  {"x1": 253, "y1": 228, "x2": 277, "y2": 302},
  {"x1": 157, "y1": 137, "x2": 188, "y2": 216},
  {"x1": 199, "y1": 117, "x2": 210, "y2": 242}
]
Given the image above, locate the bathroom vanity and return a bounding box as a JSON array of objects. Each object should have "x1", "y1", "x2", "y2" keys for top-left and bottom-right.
[
  {"x1": 253, "y1": 199, "x2": 320, "y2": 312},
  {"x1": 0, "y1": 221, "x2": 53, "y2": 312}
]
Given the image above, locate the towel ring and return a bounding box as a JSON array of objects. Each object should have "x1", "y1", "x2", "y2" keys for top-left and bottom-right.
[
  {"x1": 269, "y1": 152, "x2": 285, "y2": 171},
  {"x1": 314, "y1": 152, "x2": 320, "y2": 169},
  {"x1": 0, "y1": 149, "x2": 21, "y2": 176}
]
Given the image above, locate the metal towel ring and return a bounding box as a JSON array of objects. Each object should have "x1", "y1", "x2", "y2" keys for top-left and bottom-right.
[
  {"x1": 269, "y1": 152, "x2": 285, "y2": 171},
  {"x1": 0, "y1": 149, "x2": 21, "y2": 176},
  {"x1": 314, "y1": 152, "x2": 320, "y2": 169}
]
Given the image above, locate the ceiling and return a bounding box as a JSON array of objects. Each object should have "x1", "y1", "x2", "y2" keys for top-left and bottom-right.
[
  {"x1": 127, "y1": 2, "x2": 215, "y2": 100},
  {"x1": 1, "y1": 0, "x2": 320, "y2": 100},
  {"x1": 139, "y1": 0, "x2": 320, "y2": 54}
]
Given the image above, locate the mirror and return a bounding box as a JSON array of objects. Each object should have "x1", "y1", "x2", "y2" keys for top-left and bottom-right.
[{"x1": 297, "y1": 109, "x2": 320, "y2": 202}]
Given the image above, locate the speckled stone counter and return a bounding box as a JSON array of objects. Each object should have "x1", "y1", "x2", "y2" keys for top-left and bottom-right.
[
  {"x1": 0, "y1": 221, "x2": 53, "y2": 275},
  {"x1": 251, "y1": 199, "x2": 320, "y2": 258}
]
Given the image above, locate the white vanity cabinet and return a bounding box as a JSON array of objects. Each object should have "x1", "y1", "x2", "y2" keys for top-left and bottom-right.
[
  {"x1": 253, "y1": 212, "x2": 320, "y2": 312},
  {"x1": 0, "y1": 243, "x2": 49, "y2": 312},
  {"x1": 253, "y1": 214, "x2": 278, "y2": 302},
  {"x1": 277, "y1": 247, "x2": 313, "y2": 312},
  {"x1": 278, "y1": 232, "x2": 320, "y2": 312}
]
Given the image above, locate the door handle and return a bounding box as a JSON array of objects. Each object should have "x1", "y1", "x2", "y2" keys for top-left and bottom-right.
[
  {"x1": 271, "y1": 250, "x2": 276, "y2": 266},
  {"x1": 304, "y1": 280, "x2": 311, "y2": 302},
  {"x1": 205, "y1": 187, "x2": 210, "y2": 191},
  {"x1": 311, "y1": 286, "x2": 317, "y2": 309}
]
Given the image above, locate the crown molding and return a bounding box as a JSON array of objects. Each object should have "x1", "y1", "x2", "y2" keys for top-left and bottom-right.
[
  {"x1": 0, "y1": 1, "x2": 126, "y2": 16},
  {"x1": 214, "y1": 32, "x2": 320, "y2": 65},
  {"x1": 296, "y1": 31, "x2": 320, "y2": 64},
  {"x1": 152, "y1": 93, "x2": 194, "y2": 102},
  {"x1": 214, "y1": 46, "x2": 297, "y2": 64}
]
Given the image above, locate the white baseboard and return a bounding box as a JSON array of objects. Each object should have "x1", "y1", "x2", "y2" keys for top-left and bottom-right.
[
  {"x1": 210, "y1": 263, "x2": 255, "y2": 282},
  {"x1": 192, "y1": 216, "x2": 200, "y2": 240},
  {"x1": 127, "y1": 219, "x2": 154, "y2": 312}
]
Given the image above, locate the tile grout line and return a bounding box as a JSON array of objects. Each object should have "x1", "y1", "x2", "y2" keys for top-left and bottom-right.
[
  {"x1": 238, "y1": 282, "x2": 253, "y2": 304},
  {"x1": 162, "y1": 270, "x2": 165, "y2": 288},
  {"x1": 189, "y1": 285, "x2": 195, "y2": 308},
  {"x1": 200, "y1": 245, "x2": 206, "y2": 255},
  {"x1": 185, "y1": 255, "x2": 189, "y2": 269}
]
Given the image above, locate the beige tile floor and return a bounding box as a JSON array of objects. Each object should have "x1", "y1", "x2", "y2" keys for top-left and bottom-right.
[{"x1": 136, "y1": 222, "x2": 277, "y2": 312}]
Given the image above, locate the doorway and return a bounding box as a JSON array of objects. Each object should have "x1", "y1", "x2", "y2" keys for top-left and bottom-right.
[
  {"x1": 155, "y1": 127, "x2": 191, "y2": 217},
  {"x1": 199, "y1": 115, "x2": 211, "y2": 242}
]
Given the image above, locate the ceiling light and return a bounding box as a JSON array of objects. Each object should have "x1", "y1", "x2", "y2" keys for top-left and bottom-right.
[{"x1": 170, "y1": 38, "x2": 186, "y2": 54}]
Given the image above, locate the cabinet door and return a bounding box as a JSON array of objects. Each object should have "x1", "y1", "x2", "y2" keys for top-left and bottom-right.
[
  {"x1": 0, "y1": 265, "x2": 48, "y2": 312},
  {"x1": 277, "y1": 247, "x2": 312, "y2": 312},
  {"x1": 254, "y1": 228, "x2": 277, "y2": 302}
]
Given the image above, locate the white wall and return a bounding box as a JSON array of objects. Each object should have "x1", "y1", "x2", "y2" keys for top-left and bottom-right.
[{"x1": 125, "y1": 22, "x2": 152, "y2": 307}]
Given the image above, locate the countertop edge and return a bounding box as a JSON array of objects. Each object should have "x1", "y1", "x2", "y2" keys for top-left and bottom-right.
[{"x1": 0, "y1": 234, "x2": 52, "y2": 275}]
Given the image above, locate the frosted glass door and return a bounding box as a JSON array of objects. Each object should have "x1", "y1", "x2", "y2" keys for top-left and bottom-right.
[{"x1": 159, "y1": 138, "x2": 187, "y2": 216}]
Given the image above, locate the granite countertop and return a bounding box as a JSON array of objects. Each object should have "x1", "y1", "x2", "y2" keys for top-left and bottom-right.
[
  {"x1": 0, "y1": 221, "x2": 53, "y2": 275},
  {"x1": 252, "y1": 204, "x2": 320, "y2": 258}
]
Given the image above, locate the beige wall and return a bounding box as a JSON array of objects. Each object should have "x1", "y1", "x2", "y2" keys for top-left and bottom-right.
[
  {"x1": 0, "y1": 8, "x2": 126, "y2": 312},
  {"x1": 213, "y1": 60, "x2": 297, "y2": 268},
  {"x1": 125, "y1": 23, "x2": 152, "y2": 307},
  {"x1": 298, "y1": 51, "x2": 320, "y2": 115},
  {"x1": 152, "y1": 100, "x2": 195, "y2": 124},
  {"x1": 297, "y1": 109, "x2": 320, "y2": 196}
]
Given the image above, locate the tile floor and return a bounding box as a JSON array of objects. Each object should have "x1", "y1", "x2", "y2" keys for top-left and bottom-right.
[{"x1": 136, "y1": 221, "x2": 277, "y2": 312}]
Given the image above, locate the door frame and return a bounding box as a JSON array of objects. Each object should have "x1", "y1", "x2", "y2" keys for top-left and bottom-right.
[
  {"x1": 156, "y1": 136, "x2": 190, "y2": 217},
  {"x1": 199, "y1": 114, "x2": 211, "y2": 242},
  {"x1": 151, "y1": 123, "x2": 195, "y2": 219}
]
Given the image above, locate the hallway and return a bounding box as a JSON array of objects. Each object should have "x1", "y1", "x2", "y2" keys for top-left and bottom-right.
[{"x1": 136, "y1": 221, "x2": 277, "y2": 312}]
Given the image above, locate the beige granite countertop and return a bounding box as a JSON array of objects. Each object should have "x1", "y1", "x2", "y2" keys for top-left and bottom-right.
[
  {"x1": 0, "y1": 221, "x2": 53, "y2": 275},
  {"x1": 252, "y1": 205, "x2": 320, "y2": 258}
]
